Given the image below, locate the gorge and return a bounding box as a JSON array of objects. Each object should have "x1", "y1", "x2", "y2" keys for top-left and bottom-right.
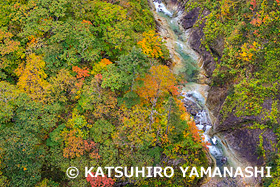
[
  {"x1": 0, "y1": 0, "x2": 278, "y2": 186},
  {"x1": 148, "y1": 0, "x2": 272, "y2": 186}
]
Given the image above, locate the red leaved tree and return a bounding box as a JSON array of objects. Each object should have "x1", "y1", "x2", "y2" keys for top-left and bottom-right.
[{"x1": 86, "y1": 172, "x2": 115, "y2": 187}]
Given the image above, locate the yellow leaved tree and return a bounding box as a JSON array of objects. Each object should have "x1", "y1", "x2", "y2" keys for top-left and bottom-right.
[
  {"x1": 137, "y1": 30, "x2": 164, "y2": 58},
  {"x1": 15, "y1": 53, "x2": 50, "y2": 101}
]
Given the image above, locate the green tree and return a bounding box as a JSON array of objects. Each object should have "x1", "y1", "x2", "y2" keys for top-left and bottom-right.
[
  {"x1": 0, "y1": 81, "x2": 59, "y2": 186},
  {"x1": 0, "y1": 29, "x2": 24, "y2": 82},
  {"x1": 101, "y1": 47, "x2": 150, "y2": 107}
]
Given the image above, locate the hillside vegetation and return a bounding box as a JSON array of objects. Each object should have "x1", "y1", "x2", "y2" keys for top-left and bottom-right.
[
  {"x1": 0, "y1": 0, "x2": 208, "y2": 186},
  {"x1": 186, "y1": 0, "x2": 280, "y2": 185}
]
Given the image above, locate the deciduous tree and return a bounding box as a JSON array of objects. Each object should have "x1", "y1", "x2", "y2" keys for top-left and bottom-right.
[{"x1": 15, "y1": 54, "x2": 50, "y2": 102}]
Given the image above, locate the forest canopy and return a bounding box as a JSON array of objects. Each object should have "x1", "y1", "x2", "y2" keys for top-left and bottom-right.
[{"x1": 0, "y1": 0, "x2": 207, "y2": 186}]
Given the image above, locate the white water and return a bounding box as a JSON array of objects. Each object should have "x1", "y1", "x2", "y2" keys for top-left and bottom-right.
[
  {"x1": 183, "y1": 90, "x2": 225, "y2": 166},
  {"x1": 153, "y1": 1, "x2": 173, "y2": 17}
]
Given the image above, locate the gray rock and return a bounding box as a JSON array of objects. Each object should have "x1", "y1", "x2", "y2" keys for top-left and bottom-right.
[
  {"x1": 183, "y1": 99, "x2": 201, "y2": 116},
  {"x1": 181, "y1": 7, "x2": 200, "y2": 30},
  {"x1": 211, "y1": 97, "x2": 278, "y2": 166}
]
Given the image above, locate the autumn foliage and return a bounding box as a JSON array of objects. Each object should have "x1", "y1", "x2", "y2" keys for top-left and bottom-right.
[
  {"x1": 72, "y1": 66, "x2": 90, "y2": 79},
  {"x1": 137, "y1": 30, "x2": 164, "y2": 58},
  {"x1": 86, "y1": 173, "x2": 115, "y2": 187},
  {"x1": 91, "y1": 58, "x2": 112, "y2": 76},
  {"x1": 136, "y1": 65, "x2": 178, "y2": 101},
  {"x1": 0, "y1": 0, "x2": 209, "y2": 186},
  {"x1": 15, "y1": 53, "x2": 49, "y2": 101},
  {"x1": 62, "y1": 129, "x2": 100, "y2": 159}
]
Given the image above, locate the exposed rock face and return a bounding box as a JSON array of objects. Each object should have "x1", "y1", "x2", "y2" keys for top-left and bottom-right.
[
  {"x1": 189, "y1": 27, "x2": 216, "y2": 77},
  {"x1": 213, "y1": 99, "x2": 279, "y2": 167},
  {"x1": 206, "y1": 86, "x2": 228, "y2": 119},
  {"x1": 181, "y1": 7, "x2": 200, "y2": 30},
  {"x1": 209, "y1": 36, "x2": 224, "y2": 59},
  {"x1": 163, "y1": 0, "x2": 186, "y2": 12},
  {"x1": 180, "y1": 8, "x2": 217, "y2": 77},
  {"x1": 220, "y1": 128, "x2": 277, "y2": 166},
  {"x1": 177, "y1": 2, "x2": 277, "y2": 185}
]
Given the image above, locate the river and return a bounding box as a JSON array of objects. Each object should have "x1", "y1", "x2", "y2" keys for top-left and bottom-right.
[
  {"x1": 150, "y1": 1, "x2": 246, "y2": 186},
  {"x1": 152, "y1": 0, "x2": 225, "y2": 168}
]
